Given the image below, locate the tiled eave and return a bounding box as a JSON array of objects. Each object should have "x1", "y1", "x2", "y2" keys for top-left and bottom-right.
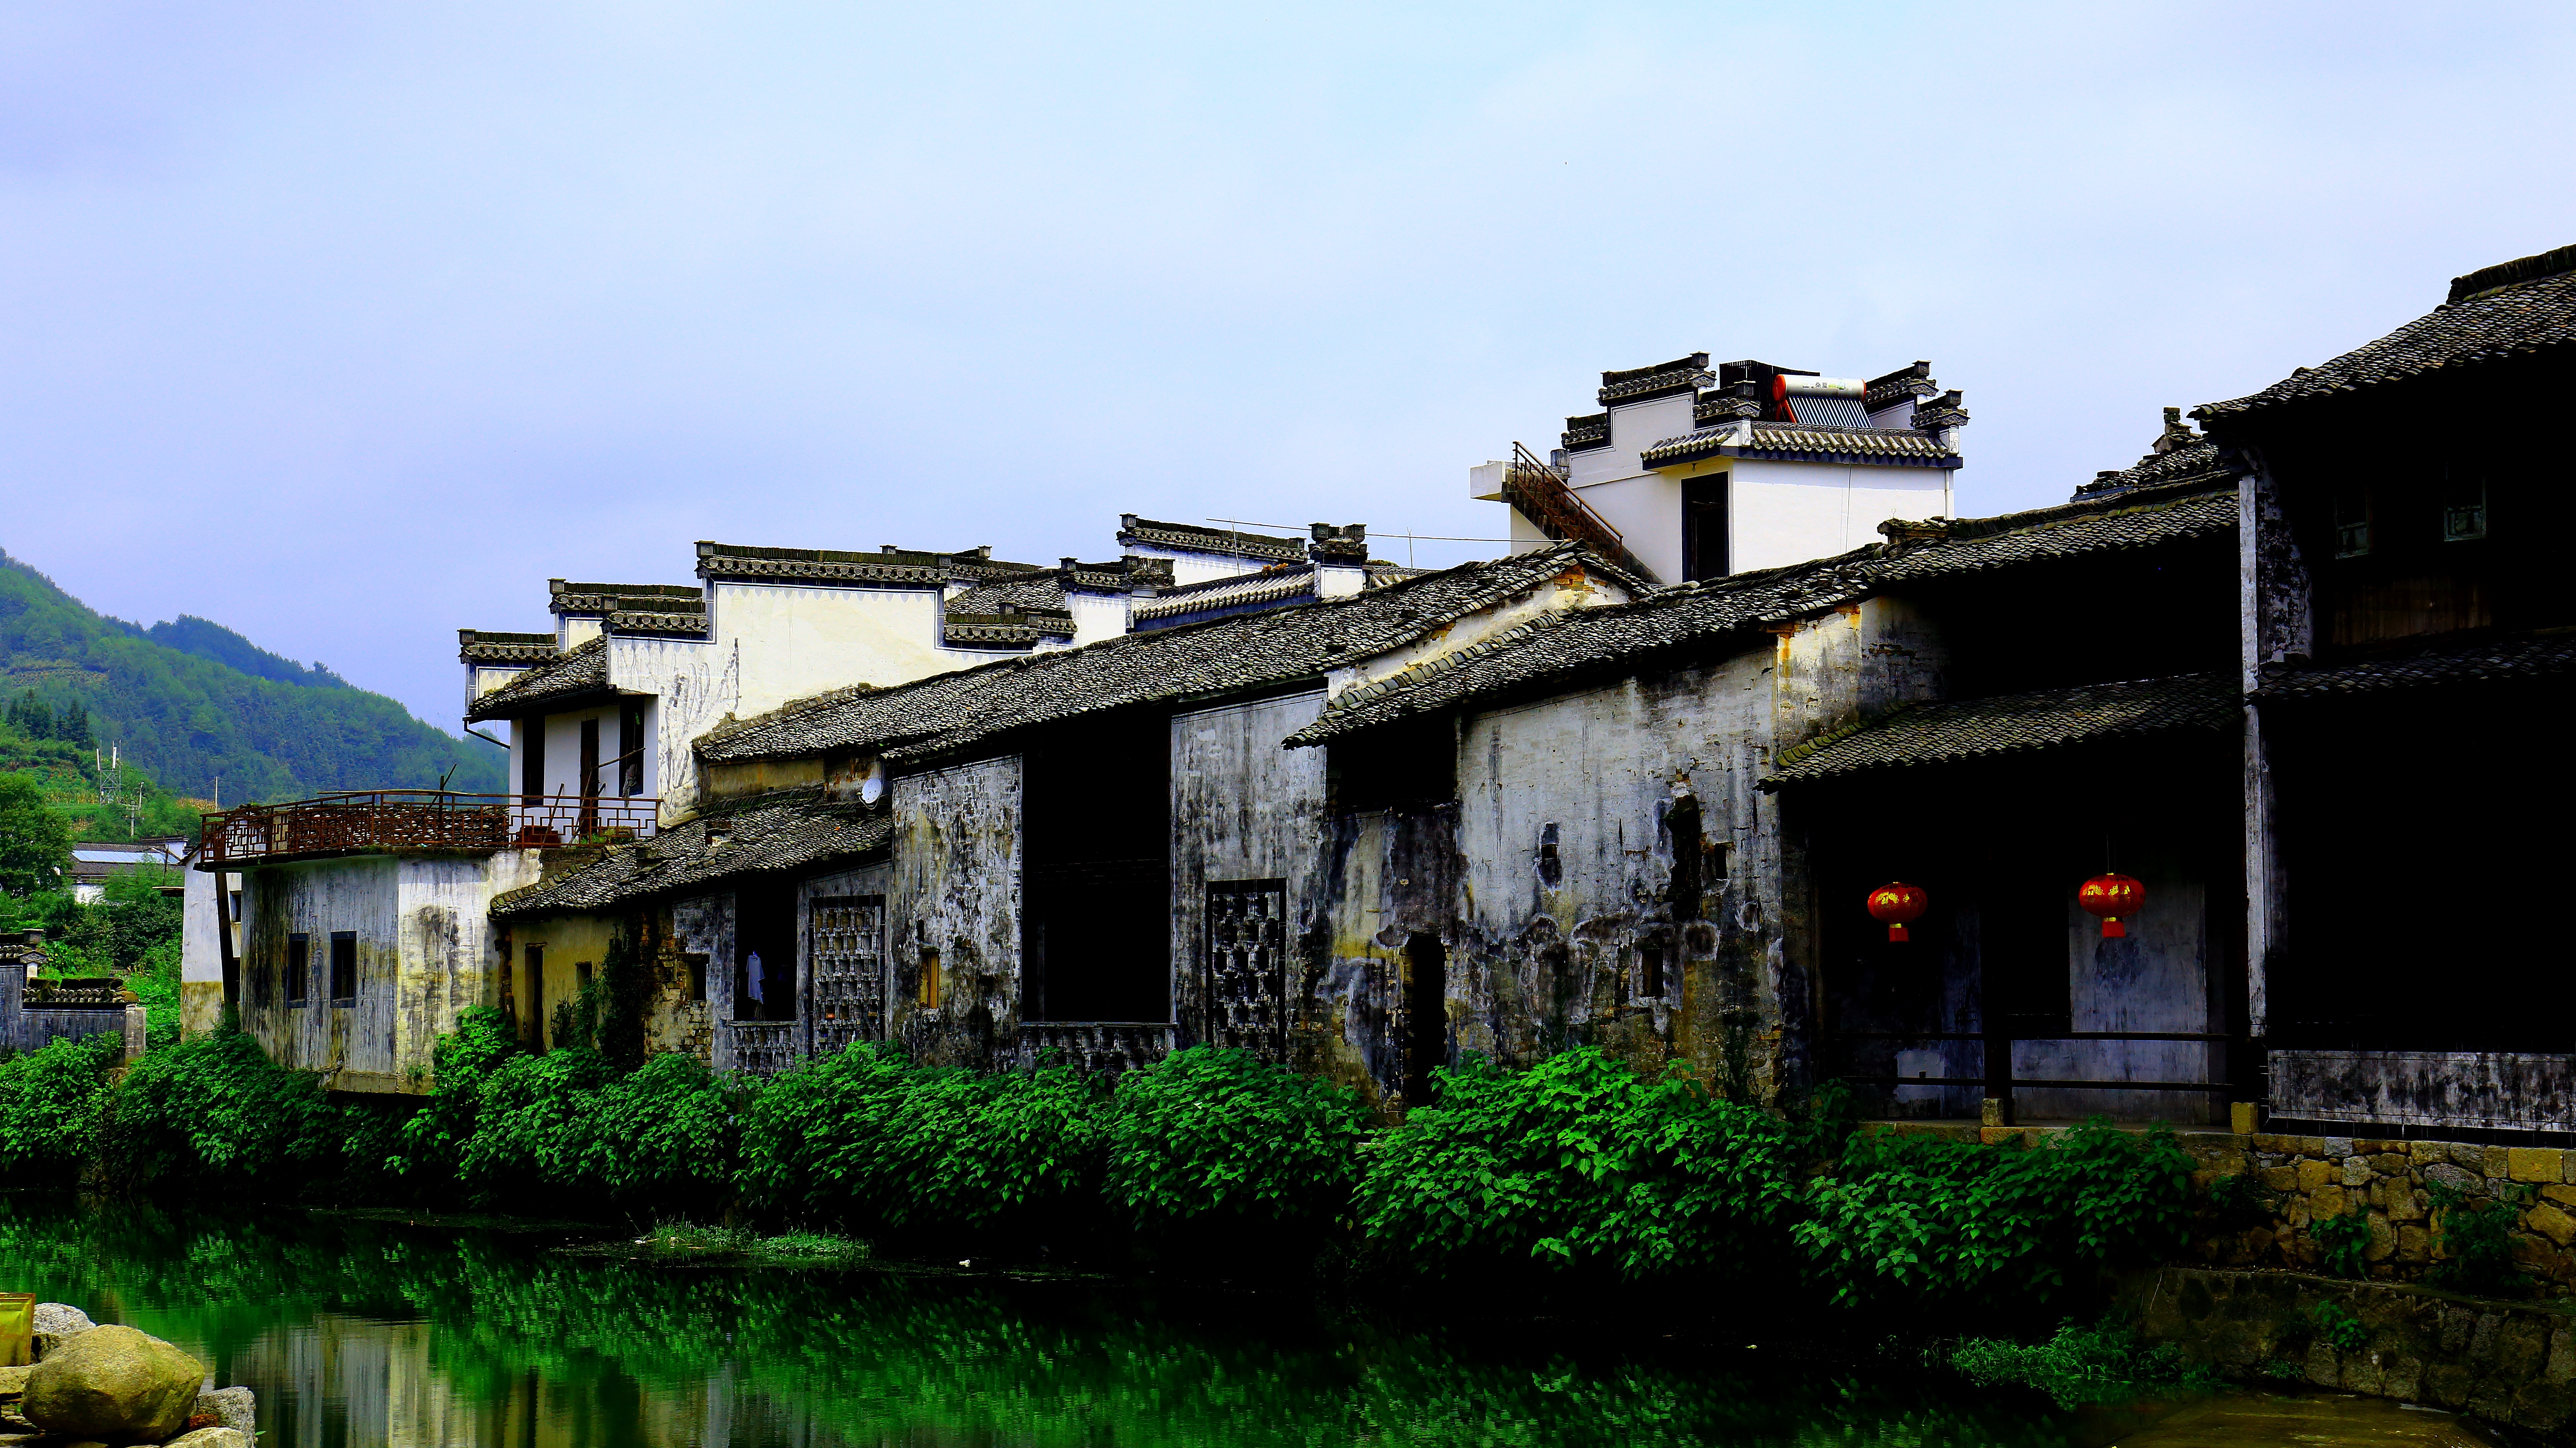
[
  {"x1": 606, "y1": 611, "x2": 712, "y2": 639},
  {"x1": 2254, "y1": 631, "x2": 2576, "y2": 702},
  {"x1": 1641, "y1": 422, "x2": 1960, "y2": 470},
  {"x1": 1760, "y1": 672, "x2": 2239, "y2": 789},
  {"x1": 459, "y1": 631, "x2": 557, "y2": 666},
  {"x1": 1115, "y1": 519, "x2": 1304, "y2": 565},
  {"x1": 1131, "y1": 570, "x2": 1316, "y2": 624},
  {"x1": 700, "y1": 554, "x2": 949, "y2": 587}
]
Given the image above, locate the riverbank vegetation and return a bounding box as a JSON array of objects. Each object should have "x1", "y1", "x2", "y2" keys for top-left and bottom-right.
[{"x1": 0, "y1": 1010, "x2": 2198, "y2": 1327}]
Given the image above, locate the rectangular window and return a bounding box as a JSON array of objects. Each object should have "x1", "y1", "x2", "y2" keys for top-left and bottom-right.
[
  {"x1": 521, "y1": 721, "x2": 547, "y2": 805},
  {"x1": 2444, "y1": 472, "x2": 2488, "y2": 542},
  {"x1": 619, "y1": 703, "x2": 647, "y2": 796},
  {"x1": 1328, "y1": 715, "x2": 1457, "y2": 813},
  {"x1": 525, "y1": 946, "x2": 545, "y2": 1044},
  {"x1": 916, "y1": 945, "x2": 942, "y2": 1009},
  {"x1": 1639, "y1": 943, "x2": 1666, "y2": 1000},
  {"x1": 1682, "y1": 474, "x2": 1730, "y2": 582},
  {"x1": 2333, "y1": 484, "x2": 2371, "y2": 558},
  {"x1": 329, "y1": 932, "x2": 357, "y2": 1004},
  {"x1": 1205, "y1": 880, "x2": 1288, "y2": 1060},
  {"x1": 285, "y1": 933, "x2": 309, "y2": 1006}
]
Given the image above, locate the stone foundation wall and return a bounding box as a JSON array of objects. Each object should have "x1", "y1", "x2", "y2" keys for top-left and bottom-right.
[
  {"x1": 2196, "y1": 1133, "x2": 2576, "y2": 1292},
  {"x1": 2134, "y1": 1266, "x2": 2576, "y2": 1440}
]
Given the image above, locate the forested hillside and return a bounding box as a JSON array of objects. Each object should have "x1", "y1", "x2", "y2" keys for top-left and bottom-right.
[{"x1": 0, "y1": 548, "x2": 502, "y2": 804}]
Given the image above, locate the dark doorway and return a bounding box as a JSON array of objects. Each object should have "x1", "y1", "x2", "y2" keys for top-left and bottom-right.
[
  {"x1": 521, "y1": 723, "x2": 546, "y2": 805},
  {"x1": 1402, "y1": 933, "x2": 1448, "y2": 1108},
  {"x1": 1024, "y1": 710, "x2": 1172, "y2": 1022},
  {"x1": 618, "y1": 703, "x2": 646, "y2": 796},
  {"x1": 735, "y1": 880, "x2": 797, "y2": 1023},
  {"x1": 1682, "y1": 475, "x2": 1730, "y2": 582},
  {"x1": 578, "y1": 718, "x2": 601, "y2": 835}
]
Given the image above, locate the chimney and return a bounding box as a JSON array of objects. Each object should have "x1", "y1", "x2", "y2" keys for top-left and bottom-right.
[{"x1": 1309, "y1": 524, "x2": 1369, "y2": 598}]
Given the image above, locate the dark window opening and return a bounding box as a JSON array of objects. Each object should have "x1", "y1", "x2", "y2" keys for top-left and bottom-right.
[
  {"x1": 499, "y1": 944, "x2": 517, "y2": 1026},
  {"x1": 1024, "y1": 710, "x2": 1171, "y2": 1023},
  {"x1": 1401, "y1": 933, "x2": 1448, "y2": 1109},
  {"x1": 1537, "y1": 822, "x2": 1563, "y2": 888},
  {"x1": 521, "y1": 722, "x2": 546, "y2": 805},
  {"x1": 577, "y1": 717, "x2": 601, "y2": 835},
  {"x1": 1708, "y1": 840, "x2": 1730, "y2": 883},
  {"x1": 2333, "y1": 484, "x2": 2371, "y2": 558},
  {"x1": 1682, "y1": 474, "x2": 1730, "y2": 582},
  {"x1": 618, "y1": 703, "x2": 647, "y2": 796},
  {"x1": 2443, "y1": 470, "x2": 2489, "y2": 543},
  {"x1": 735, "y1": 880, "x2": 797, "y2": 1022},
  {"x1": 684, "y1": 953, "x2": 708, "y2": 1003},
  {"x1": 525, "y1": 946, "x2": 545, "y2": 1047},
  {"x1": 329, "y1": 931, "x2": 357, "y2": 1004},
  {"x1": 1328, "y1": 715, "x2": 1457, "y2": 814},
  {"x1": 285, "y1": 933, "x2": 309, "y2": 1006},
  {"x1": 1663, "y1": 796, "x2": 1704, "y2": 921},
  {"x1": 1639, "y1": 942, "x2": 1666, "y2": 1000}
]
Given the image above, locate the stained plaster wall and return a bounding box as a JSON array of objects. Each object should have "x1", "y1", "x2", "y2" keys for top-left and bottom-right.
[
  {"x1": 679, "y1": 891, "x2": 746, "y2": 1070},
  {"x1": 180, "y1": 864, "x2": 240, "y2": 1037},
  {"x1": 887, "y1": 756, "x2": 1022, "y2": 1068},
  {"x1": 1725, "y1": 459, "x2": 1953, "y2": 574},
  {"x1": 2013, "y1": 877, "x2": 2221, "y2": 1126},
  {"x1": 1170, "y1": 691, "x2": 1329, "y2": 1052},
  {"x1": 501, "y1": 909, "x2": 623, "y2": 1052}
]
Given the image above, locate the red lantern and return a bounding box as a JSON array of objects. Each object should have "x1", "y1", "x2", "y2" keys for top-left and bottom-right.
[
  {"x1": 2079, "y1": 873, "x2": 2145, "y2": 938},
  {"x1": 1866, "y1": 882, "x2": 1928, "y2": 942}
]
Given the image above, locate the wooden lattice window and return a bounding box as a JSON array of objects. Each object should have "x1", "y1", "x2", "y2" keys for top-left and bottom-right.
[
  {"x1": 1205, "y1": 880, "x2": 1288, "y2": 1062},
  {"x1": 810, "y1": 895, "x2": 887, "y2": 1050}
]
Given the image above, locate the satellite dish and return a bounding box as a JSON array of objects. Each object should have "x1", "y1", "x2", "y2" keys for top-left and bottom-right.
[{"x1": 857, "y1": 757, "x2": 886, "y2": 807}]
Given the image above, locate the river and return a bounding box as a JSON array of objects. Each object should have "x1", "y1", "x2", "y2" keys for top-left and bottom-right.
[{"x1": 0, "y1": 1198, "x2": 2495, "y2": 1447}]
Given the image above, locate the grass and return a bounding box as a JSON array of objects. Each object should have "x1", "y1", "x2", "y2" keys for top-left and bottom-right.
[
  {"x1": 1947, "y1": 1319, "x2": 2221, "y2": 1409},
  {"x1": 567, "y1": 1222, "x2": 877, "y2": 1265}
]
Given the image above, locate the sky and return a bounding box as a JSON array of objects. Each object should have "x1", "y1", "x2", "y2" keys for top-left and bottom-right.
[{"x1": 5, "y1": 2, "x2": 2572, "y2": 736}]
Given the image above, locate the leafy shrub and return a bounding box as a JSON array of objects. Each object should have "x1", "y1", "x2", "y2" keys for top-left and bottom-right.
[
  {"x1": 741, "y1": 1043, "x2": 1108, "y2": 1241},
  {"x1": 1949, "y1": 1318, "x2": 2214, "y2": 1408},
  {"x1": 2309, "y1": 1209, "x2": 2374, "y2": 1280},
  {"x1": 1795, "y1": 1121, "x2": 2196, "y2": 1310},
  {"x1": 1355, "y1": 1046, "x2": 1799, "y2": 1282},
  {"x1": 1108, "y1": 1046, "x2": 1365, "y2": 1238},
  {"x1": 2309, "y1": 1299, "x2": 2367, "y2": 1351},
  {"x1": 391, "y1": 1007, "x2": 524, "y2": 1189},
  {"x1": 2205, "y1": 1171, "x2": 2275, "y2": 1230},
  {"x1": 2428, "y1": 1180, "x2": 2533, "y2": 1297},
  {"x1": 93, "y1": 1029, "x2": 339, "y2": 1193},
  {"x1": 0, "y1": 1033, "x2": 120, "y2": 1178}
]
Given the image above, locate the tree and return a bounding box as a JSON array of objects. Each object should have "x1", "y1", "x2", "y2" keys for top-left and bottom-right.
[{"x1": 0, "y1": 771, "x2": 72, "y2": 896}]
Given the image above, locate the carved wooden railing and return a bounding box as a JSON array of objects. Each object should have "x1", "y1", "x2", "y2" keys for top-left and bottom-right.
[
  {"x1": 721, "y1": 1020, "x2": 803, "y2": 1076},
  {"x1": 200, "y1": 791, "x2": 659, "y2": 866}
]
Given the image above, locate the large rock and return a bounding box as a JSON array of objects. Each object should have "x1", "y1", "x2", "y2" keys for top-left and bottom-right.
[
  {"x1": 0, "y1": 1365, "x2": 25, "y2": 1399},
  {"x1": 32, "y1": 1303, "x2": 95, "y2": 1361},
  {"x1": 22, "y1": 1325, "x2": 204, "y2": 1443},
  {"x1": 191, "y1": 1386, "x2": 255, "y2": 1436},
  {"x1": 163, "y1": 1431, "x2": 249, "y2": 1448}
]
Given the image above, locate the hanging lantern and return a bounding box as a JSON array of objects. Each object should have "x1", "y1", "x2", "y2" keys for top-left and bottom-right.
[
  {"x1": 2079, "y1": 873, "x2": 2146, "y2": 938},
  {"x1": 1866, "y1": 882, "x2": 1928, "y2": 942}
]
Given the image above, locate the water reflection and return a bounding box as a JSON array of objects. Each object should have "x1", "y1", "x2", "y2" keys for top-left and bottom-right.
[{"x1": 0, "y1": 1198, "x2": 2113, "y2": 1447}]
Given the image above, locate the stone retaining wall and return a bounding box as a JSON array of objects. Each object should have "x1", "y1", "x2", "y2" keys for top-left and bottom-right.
[
  {"x1": 2197, "y1": 1133, "x2": 2576, "y2": 1292},
  {"x1": 2133, "y1": 1266, "x2": 2576, "y2": 1440}
]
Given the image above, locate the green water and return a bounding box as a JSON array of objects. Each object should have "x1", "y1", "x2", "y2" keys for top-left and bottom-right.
[{"x1": 0, "y1": 1199, "x2": 2157, "y2": 1447}]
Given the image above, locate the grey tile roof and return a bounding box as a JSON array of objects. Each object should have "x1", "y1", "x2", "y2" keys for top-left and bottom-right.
[
  {"x1": 550, "y1": 581, "x2": 704, "y2": 616},
  {"x1": 1639, "y1": 421, "x2": 1959, "y2": 470},
  {"x1": 697, "y1": 542, "x2": 952, "y2": 588},
  {"x1": 2254, "y1": 630, "x2": 2576, "y2": 702},
  {"x1": 1758, "y1": 672, "x2": 2238, "y2": 788},
  {"x1": 698, "y1": 542, "x2": 1642, "y2": 767},
  {"x1": 459, "y1": 631, "x2": 558, "y2": 665},
  {"x1": 1130, "y1": 567, "x2": 1317, "y2": 626},
  {"x1": 2074, "y1": 438, "x2": 2240, "y2": 500},
  {"x1": 2198, "y1": 244, "x2": 2576, "y2": 421},
  {"x1": 1597, "y1": 353, "x2": 1712, "y2": 405},
  {"x1": 466, "y1": 636, "x2": 611, "y2": 721},
  {"x1": 1114, "y1": 515, "x2": 1304, "y2": 564},
  {"x1": 1284, "y1": 482, "x2": 2238, "y2": 746},
  {"x1": 948, "y1": 574, "x2": 1071, "y2": 617},
  {"x1": 490, "y1": 790, "x2": 891, "y2": 918}
]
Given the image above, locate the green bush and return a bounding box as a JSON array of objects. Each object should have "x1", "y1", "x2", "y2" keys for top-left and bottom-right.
[
  {"x1": 0, "y1": 1033, "x2": 121, "y2": 1178},
  {"x1": 2309, "y1": 1209, "x2": 2375, "y2": 1280},
  {"x1": 1949, "y1": 1317, "x2": 2214, "y2": 1408},
  {"x1": 2428, "y1": 1181, "x2": 2533, "y2": 1297},
  {"x1": 2309, "y1": 1299, "x2": 2367, "y2": 1351},
  {"x1": 95, "y1": 1029, "x2": 339, "y2": 1193},
  {"x1": 1794, "y1": 1121, "x2": 2195, "y2": 1310},
  {"x1": 1354, "y1": 1046, "x2": 1799, "y2": 1282},
  {"x1": 1107, "y1": 1046, "x2": 1364, "y2": 1240}
]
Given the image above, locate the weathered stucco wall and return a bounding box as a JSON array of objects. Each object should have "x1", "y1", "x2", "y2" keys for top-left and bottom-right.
[
  {"x1": 889, "y1": 756, "x2": 1022, "y2": 1068},
  {"x1": 1170, "y1": 691, "x2": 1328, "y2": 1059},
  {"x1": 239, "y1": 856, "x2": 400, "y2": 1083}
]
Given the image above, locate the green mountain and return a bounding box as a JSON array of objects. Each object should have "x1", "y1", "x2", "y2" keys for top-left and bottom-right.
[{"x1": 0, "y1": 547, "x2": 503, "y2": 806}]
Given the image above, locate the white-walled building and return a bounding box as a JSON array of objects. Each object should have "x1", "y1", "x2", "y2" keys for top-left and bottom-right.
[{"x1": 1472, "y1": 354, "x2": 1965, "y2": 584}]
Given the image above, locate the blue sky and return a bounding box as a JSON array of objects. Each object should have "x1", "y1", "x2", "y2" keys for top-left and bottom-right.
[{"x1": 6, "y1": 2, "x2": 2571, "y2": 734}]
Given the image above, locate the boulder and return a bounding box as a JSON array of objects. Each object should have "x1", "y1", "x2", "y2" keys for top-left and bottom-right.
[
  {"x1": 163, "y1": 1431, "x2": 249, "y2": 1448},
  {"x1": 0, "y1": 1365, "x2": 25, "y2": 1399},
  {"x1": 22, "y1": 1325, "x2": 204, "y2": 1443},
  {"x1": 32, "y1": 1303, "x2": 95, "y2": 1361},
  {"x1": 190, "y1": 1386, "x2": 255, "y2": 1436}
]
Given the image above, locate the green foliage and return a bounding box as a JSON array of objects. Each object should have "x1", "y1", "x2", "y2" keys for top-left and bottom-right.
[
  {"x1": 2205, "y1": 1171, "x2": 2276, "y2": 1230},
  {"x1": 2309, "y1": 1209, "x2": 2374, "y2": 1280},
  {"x1": 96, "y1": 1031, "x2": 340, "y2": 1193},
  {"x1": 0, "y1": 769, "x2": 72, "y2": 896},
  {"x1": 1107, "y1": 1045, "x2": 1365, "y2": 1237},
  {"x1": 1794, "y1": 1121, "x2": 2197, "y2": 1310},
  {"x1": 1949, "y1": 1317, "x2": 2216, "y2": 1408},
  {"x1": 57, "y1": 864, "x2": 182, "y2": 974},
  {"x1": 1354, "y1": 1046, "x2": 1798, "y2": 1281},
  {"x1": 2428, "y1": 1180, "x2": 2534, "y2": 1297},
  {"x1": 2309, "y1": 1299, "x2": 2368, "y2": 1351},
  {"x1": 0, "y1": 546, "x2": 503, "y2": 802},
  {"x1": 0, "y1": 1034, "x2": 121, "y2": 1177},
  {"x1": 741, "y1": 1042, "x2": 1109, "y2": 1238}
]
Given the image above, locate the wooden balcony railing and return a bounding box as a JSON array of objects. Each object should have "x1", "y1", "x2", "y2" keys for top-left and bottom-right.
[{"x1": 199, "y1": 790, "x2": 659, "y2": 866}]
